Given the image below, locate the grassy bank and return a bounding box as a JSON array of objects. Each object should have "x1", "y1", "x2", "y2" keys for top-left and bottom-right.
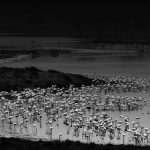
[
  {"x1": 0, "y1": 137, "x2": 149, "y2": 150},
  {"x1": 0, "y1": 67, "x2": 94, "y2": 91}
]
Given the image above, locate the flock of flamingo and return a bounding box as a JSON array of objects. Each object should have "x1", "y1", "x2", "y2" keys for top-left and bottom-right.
[
  {"x1": 0, "y1": 73, "x2": 150, "y2": 146},
  {"x1": 0, "y1": 54, "x2": 31, "y2": 65}
]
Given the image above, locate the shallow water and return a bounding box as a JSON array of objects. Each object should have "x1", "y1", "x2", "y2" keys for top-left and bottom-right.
[{"x1": 0, "y1": 90, "x2": 150, "y2": 145}]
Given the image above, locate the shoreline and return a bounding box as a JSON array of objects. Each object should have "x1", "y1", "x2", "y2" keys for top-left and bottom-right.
[{"x1": 0, "y1": 137, "x2": 150, "y2": 150}]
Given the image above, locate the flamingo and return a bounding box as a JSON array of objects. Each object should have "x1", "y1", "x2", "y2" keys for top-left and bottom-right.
[
  {"x1": 24, "y1": 119, "x2": 29, "y2": 133},
  {"x1": 32, "y1": 123, "x2": 37, "y2": 136},
  {"x1": 66, "y1": 121, "x2": 70, "y2": 135},
  {"x1": 14, "y1": 122, "x2": 17, "y2": 133},
  {"x1": 82, "y1": 128, "x2": 87, "y2": 139},
  {"x1": 15, "y1": 113, "x2": 19, "y2": 125},
  {"x1": 135, "y1": 117, "x2": 140, "y2": 124},
  {"x1": 1, "y1": 117, "x2": 5, "y2": 130},
  {"x1": 55, "y1": 115, "x2": 59, "y2": 127},
  {"x1": 39, "y1": 115, "x2": 42, "y2": 128},
  {"x1": 20, "y1": 122, "x2": 23, "y2": 134},
  {"x1": 8, "y1": 116, "x2": 13, "y2": 131},
  {"x1": 46, "y1": 120, "x2": 52, "y2": 134},
  {"x1": 122, "y1": 133, "x2": 125, "y2": 144},
  {"x1": 59, "y1": 133, "x2": 62, "y2": 141},
  {"x1": 49, "y1": 126, "x2": 53, "y2": 140}
]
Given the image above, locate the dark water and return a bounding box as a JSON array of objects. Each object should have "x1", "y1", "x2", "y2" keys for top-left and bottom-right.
[{"x1": 0, "y1": 36, "x2": 82, "y2": 47}]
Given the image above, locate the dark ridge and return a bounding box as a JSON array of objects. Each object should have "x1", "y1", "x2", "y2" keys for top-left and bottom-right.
[{"x1": 0, "y1": 67, "x2": 93, "y2": 91}]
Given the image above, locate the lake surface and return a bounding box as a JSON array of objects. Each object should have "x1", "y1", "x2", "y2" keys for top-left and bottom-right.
[
  {"x1": 2, "y1": 53, "x2": 150, "y2": 79},
  {"x1": 1, "y1": 36, "x2": 150, "y2": 79}
]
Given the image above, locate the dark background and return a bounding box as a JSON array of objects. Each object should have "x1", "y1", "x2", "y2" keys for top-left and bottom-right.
[{"x1": 0, "y1": 3, "x2": 150, "y2": 41}]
